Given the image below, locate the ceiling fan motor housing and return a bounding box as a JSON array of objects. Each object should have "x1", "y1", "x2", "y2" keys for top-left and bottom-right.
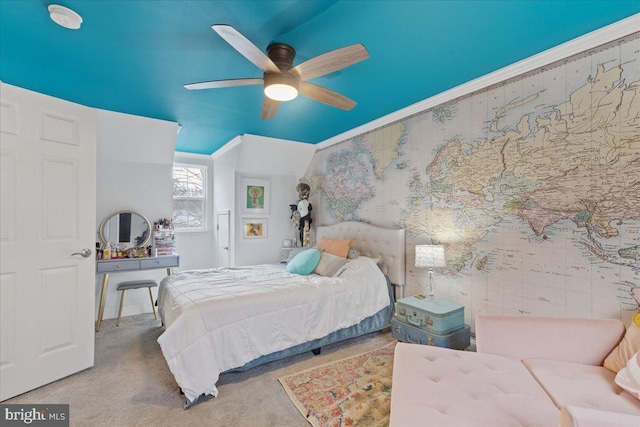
[
  {"x1": 266, "y1": 43, "x2": 296, "y2": 71},
  {"x1": 264, "y1": 43, "x2": 299, "y2": 100}
]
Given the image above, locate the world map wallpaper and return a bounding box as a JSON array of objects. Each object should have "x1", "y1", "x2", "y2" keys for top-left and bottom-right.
[{"x1": 303, "y1": 32, "x2": 640, "y2": 328}]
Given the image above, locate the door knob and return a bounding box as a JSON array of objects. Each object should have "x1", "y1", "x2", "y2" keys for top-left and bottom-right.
[
  {"x1": 72, "y1": 248, "x2": 93, "y2": 258},
  {"x1": 222, "y1": 246, "x2": 229, "y2": 250}
]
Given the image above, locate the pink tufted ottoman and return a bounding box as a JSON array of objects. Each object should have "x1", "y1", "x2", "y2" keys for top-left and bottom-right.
[
  {"x1": 390, "y1": 315, "x2": 640, "y2": 426},
  {"x1": 390, "y1": 343, "x2": 558, "y2": 426}
]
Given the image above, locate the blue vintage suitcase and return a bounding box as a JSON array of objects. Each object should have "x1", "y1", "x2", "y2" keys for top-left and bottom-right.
[
  {"x1": 391, "y1": 317, "x2": 470, "y2": 350},
  {"x1": 395, "y1": 296, "x2": 464, "y2": 334}
]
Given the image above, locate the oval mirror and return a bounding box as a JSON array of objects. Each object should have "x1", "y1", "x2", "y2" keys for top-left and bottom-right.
[{"x1": 98, "y1": 210, "x2": 151, "y2": 248}]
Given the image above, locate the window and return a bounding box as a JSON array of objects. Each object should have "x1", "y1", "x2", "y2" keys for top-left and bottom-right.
[{"x1": 172, "y1": 163, "x2": 206, "y2": 231}]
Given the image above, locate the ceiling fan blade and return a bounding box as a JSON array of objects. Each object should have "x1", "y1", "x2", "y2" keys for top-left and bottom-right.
[
  {"x1": 184, "y1": 78, "x2": 263, "y2": 90},
  {"x1": 299, "y1": 82, "x2": 356, "y2": 110},
  {"x1": 261, "y1": 97, "x2": 281, "y2": 119},
  {"x1": 212, "y1": 25, "x2": 280, "y2": 73},
  {"x1": 291, "y1": 44, "x2": 369, "y2": 81}
]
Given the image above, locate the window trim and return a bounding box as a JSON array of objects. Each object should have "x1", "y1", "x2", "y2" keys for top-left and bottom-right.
[{"x1": 172, "y1": 162, "x2": 207, "y2": 233}]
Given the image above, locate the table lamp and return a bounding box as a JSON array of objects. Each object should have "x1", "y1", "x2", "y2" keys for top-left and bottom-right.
[{"x1": 415, "y1": 245, "x2": 446, "y2": 299}]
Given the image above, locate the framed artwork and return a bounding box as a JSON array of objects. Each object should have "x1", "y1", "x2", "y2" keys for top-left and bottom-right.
[
  {"x1": 241, "y1": 177, "x2": 270, "y2": 214},
  {"x1": 242, "y1": 218, "x2": 268, "y2": 239}
]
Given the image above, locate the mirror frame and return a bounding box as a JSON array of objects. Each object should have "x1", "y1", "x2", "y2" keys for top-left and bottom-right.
[{"x1": 98, "y1": 210, "x2": 152, "y2": 248}]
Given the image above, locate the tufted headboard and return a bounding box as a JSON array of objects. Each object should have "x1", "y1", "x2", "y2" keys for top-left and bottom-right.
[{"x1": 316, "y1": 221, "x2": 405, "y2": 288}]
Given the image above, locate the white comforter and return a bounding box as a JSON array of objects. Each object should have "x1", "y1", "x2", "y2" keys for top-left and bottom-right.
[{"x1": 156, "y1": 256, "x2": 390, "y2": 402}]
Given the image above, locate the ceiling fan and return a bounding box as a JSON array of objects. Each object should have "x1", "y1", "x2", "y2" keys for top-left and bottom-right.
[{"x1": 184, "y1": 25, "x2": 369, "y2": 119}]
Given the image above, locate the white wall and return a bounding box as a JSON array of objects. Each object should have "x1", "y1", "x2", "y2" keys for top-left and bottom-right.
[
  {"x1": 213, "y1": 137, "x2": 242, "y2": 266},
  {"x1": 173, "y1": 151, "x2": 215, "y2": 270},
  {"x1": 213, "y1": 134, "x2": 316, "y2": 266},
  {"x1": 234, "y1": 172, "x2": 300, "y2": 265},
  {"x1": 237, "y1": 134, "x2": 317, "y2": 176},
  {"x1": 95, "y1": 109, "x2": 178, "y2": 320}
]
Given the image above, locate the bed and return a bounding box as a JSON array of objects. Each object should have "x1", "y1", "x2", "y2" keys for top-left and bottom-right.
[{"x1": 156, "y1": 221, "x2": 405, "y2": 408}]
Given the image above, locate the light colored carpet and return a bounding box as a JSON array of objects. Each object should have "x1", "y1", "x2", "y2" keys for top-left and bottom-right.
[{"x1": 5, "y1": 314, "x2": 395, "y2": 427}]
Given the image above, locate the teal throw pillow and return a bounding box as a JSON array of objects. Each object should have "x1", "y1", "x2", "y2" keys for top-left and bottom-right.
[{"x1": 286, "y1": 248, "x2": 321, "y2": 275}]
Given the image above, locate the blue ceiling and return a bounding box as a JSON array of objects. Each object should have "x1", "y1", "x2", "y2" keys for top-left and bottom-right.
[{"x1": 1, "y1": 1, "x2": 638, "y2": 155}]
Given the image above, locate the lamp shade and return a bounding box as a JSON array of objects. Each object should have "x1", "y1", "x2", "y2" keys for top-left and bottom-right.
[{"x1": 415, "y1": 245, "x2": 446, "y2": 268}]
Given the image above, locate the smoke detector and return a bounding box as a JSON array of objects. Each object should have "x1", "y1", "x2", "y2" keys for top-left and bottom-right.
[{"x1": 48, "y1": 4, "x2": 83, "y2": 30}]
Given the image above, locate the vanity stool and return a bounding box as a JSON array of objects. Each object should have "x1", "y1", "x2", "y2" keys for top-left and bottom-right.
[{"x1": 116, "y1": 280, "x2": 158, "y2": 326}]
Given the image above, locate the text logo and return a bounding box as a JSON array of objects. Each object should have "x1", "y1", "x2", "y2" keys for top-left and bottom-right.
[{"x1": 1, "y1": 405, "x2": 69, "y2": 426}]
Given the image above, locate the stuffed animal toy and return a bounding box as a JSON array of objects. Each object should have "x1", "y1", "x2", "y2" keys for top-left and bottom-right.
[{"x1": 295, "y1": 182, "x2": 312, "y2": 246}]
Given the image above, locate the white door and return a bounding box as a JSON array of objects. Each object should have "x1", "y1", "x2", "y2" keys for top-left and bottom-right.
[
  {"x1": 0, "y1": 83, "x2": 97, "y2": 401},
  {"x1": 216, "y1": 210, "x2": 230, "y2": 267}
]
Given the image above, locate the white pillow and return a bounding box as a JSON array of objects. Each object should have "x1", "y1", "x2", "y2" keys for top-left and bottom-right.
[
  {"x1": 615, "y1": 350, "x2": 640, "y2": 400},
  {"x1": 314, "y1": 252, "x2": 348, "y2": 277}
]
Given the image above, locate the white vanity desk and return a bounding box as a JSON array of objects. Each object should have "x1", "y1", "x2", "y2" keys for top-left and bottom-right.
[{"x1": 95, "y1": 254, "x2": 180, "y2": 332}]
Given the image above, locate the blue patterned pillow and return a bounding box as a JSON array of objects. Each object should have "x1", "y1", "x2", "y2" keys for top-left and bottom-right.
[{"x1": 286, "y1": 248, "x2": 321, "y2": 275}]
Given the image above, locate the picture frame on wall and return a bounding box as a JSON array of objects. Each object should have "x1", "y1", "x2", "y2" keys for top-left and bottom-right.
[
  {"x1": 241, "y1": 177, "x2": 270, "y2": 214},
  {"x1": 242, "y1": 218, "x2": 268, "y2": 239}
]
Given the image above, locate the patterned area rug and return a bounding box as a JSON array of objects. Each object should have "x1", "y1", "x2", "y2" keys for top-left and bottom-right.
[{"x1": 279, "y1": 341, "x2": 396, "y2": 427}]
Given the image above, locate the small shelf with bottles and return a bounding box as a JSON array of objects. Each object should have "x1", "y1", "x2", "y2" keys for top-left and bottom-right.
[{"x1": 153, "y1": 218, "x2": 176, "y2": 256}]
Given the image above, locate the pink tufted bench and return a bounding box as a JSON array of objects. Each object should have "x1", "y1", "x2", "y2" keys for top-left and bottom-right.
[{"x1": 390, "y1": 315, "x2": 640, "y2": 426}]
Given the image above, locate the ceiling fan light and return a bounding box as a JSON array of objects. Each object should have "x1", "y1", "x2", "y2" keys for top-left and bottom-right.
[
  {"x1": 265, "y1": 83, "x2": 298, "y2": 101},
  {"x1": 263, "y1": 73, "x2": 299, "y2": 101}
]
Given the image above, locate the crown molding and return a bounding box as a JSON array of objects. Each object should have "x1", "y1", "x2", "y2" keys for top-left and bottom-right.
[
  {"x1": 318, "y1": 13, "x2": 640, "y2": 150},
  {"x1": 210, "y1": 135, "x2": 243, "y2": 159}
]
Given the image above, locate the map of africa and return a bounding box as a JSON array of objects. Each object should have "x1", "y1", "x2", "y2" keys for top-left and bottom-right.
[{"x1": 305, "y1": 33, "x2": 640, "y2": 325}]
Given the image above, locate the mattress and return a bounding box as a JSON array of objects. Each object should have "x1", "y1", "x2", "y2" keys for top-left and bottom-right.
[{"x1": 156, "y1": 256, "x2": 390, "y2": 403}]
